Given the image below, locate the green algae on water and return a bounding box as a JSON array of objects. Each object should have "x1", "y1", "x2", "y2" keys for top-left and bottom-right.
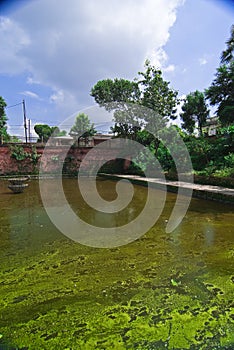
[{"x1": 0, "y1": 179, "x2": 233, "y2": 349}]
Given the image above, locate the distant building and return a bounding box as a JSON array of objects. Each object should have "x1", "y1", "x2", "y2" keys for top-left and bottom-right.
[
  {"x1": 49, "y1": 136, "x2": 74, "y2": 146},
  {"x1": 49, "y1": 134, "x2": 113, "y2": 147},
  {"x1": 202, "y1": 116, "x2": 220, "y2": 136},
  {"x1": 93, "y1": 134, "x2": 112, "y2": 145}
]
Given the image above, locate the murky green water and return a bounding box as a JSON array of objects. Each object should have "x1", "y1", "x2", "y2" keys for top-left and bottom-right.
[{"x1": 0, "y1": 178, "x2": 233, "y2": 350}]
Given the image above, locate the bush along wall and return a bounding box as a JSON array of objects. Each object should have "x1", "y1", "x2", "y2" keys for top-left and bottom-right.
[{"x1": 9, "y1": 144, "x2": 41, "y2": 174}]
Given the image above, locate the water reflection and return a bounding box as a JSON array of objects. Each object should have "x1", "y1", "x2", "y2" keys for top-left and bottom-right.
[{"x1": 204, "y1": 223, "x2": 215, "y2": 247}]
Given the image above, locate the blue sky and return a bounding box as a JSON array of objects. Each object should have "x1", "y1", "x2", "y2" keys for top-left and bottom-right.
[{"x1": 0, "y1": 0, "x2": 233, "y2": 137}]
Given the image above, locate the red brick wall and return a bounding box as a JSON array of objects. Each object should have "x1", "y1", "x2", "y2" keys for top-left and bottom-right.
[{"x1": 0, "y1": 144, "x2": 126, "y2": 175}]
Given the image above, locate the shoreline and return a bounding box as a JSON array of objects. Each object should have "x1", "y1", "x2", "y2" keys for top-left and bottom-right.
[
  {"x1": 1, "y1": 173, "x2": 234, "y2": 204},
  {"x1": 101, "y1": 173, "x2": 234, "y2": 205}
]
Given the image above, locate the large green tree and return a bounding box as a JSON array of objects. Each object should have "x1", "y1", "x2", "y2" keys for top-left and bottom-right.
[
  {"x1": 180, "y1": 90, "x2": 209, "y2": 136},
  {"x1": 206, "y1": 25, "x2": 234, "y2": 126},
  {"x1": 111, "y1": 123, "x2": 141, "y2": 140},
  {"x1": 69, "y1": 113, "x2": 96, "y2": 143},
  {"x1": 91, "y1": 78, "x2": 140, "y2": 108},
  {"x1": 0, "y1": 96, "x2": 8, "y2": 144},
  {"x1": 34, "y1": 124, "x2": 53, "y2": 142},
  {"x1": 205, "y1": 63, "x2": 234, "y2": 126},
  {"x1": 34, "y1": 124, "x2": 66, "y2": 142},
  {"x1": 91, "y1": 61, "x2": 179, "y2": 131}
]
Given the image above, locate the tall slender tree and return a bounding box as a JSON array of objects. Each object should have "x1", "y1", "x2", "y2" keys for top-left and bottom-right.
[
  {"x1": 221, "y1": 24, "x2": 234, "y2": 64},
  {"x1": 180, "y1": 90, "x2": 209, "y2": 136},
  {"x1": 138, "y1": 60, "x2": 178, "y2": 121},
  {"x1": 69, "y1": 113, "x2": 96, "y2": 144},
  {"x1": 206, "y1": 24, "x2": 234, "y2": 126}
]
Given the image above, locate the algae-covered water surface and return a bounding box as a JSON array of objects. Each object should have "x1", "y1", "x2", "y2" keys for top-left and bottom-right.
[{"x1": 0, "y1": 178, "x2": 233, "y2": 350}]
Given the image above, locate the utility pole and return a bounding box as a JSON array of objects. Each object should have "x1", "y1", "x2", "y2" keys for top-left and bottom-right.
[
  {"x1": 22, "y1": 99, "x2": 28, "y2": 143},
  {"x1": 28, "y1": 119, "x2": 31, "y2": 143}
]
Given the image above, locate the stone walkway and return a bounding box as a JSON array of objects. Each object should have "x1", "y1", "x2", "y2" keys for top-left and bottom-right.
[{"x1": 103, "y1": 174, "x2": 234, "y2": 204}]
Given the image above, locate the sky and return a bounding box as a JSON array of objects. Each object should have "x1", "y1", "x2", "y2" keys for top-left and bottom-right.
[{"x1": 0, "y1": 0, "x2": 233, "y2": 138}]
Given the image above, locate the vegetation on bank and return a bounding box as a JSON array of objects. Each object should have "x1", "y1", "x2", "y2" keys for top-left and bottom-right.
[{"x1": 91, "y1": 25, "x2": 234, "y2": 184}]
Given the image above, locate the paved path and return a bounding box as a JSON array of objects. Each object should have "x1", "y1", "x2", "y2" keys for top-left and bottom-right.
[{"x1": 103, "y1": 174, "x2": 234, "y2": 203}]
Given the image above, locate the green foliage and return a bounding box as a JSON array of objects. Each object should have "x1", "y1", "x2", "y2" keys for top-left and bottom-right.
[
  {"x1": 51, "y1": 155, "x2": 59, "y2": 161},
  {"x1": 34, "y1": 124, "x2": 66, "y2": 142},
  {"x1": 213, "y1": 167, "x2": 234, "y2": 178},
  {"x1": 170, "y1": 278, "x2": 181, "y2": 287},
  {"x1": 131, "y1": 150, "x2": 158, "y2": 174},
  {"x1": 205, "y1": 63, "x2": 234, "y2": 126},
  {"x1": 138, "y1": 60, "x2": 179, "y2": 121},
  {"x1": 8, "y1": 135, "x2": 22, "y2": 143},
  {"x1": 183, "y1": 129, "x2": 234, "y2": 179},
  {"x1": 184, "y1": 136, "x2": 215, "y2": 171},
  {"x1": 224, "y1": 153, "x2": 234, "y2": 168},
  {"x1": 69, "y1": 113, "x2": 96, "y2": 139},
  {"x1": 10, "y1": 145, "x2": 29, "y2": 161},
  {"x1": 90, "y1": 28, "x2": 234, "y2": 183},
  {"x1": 30, "y1": 145, "x2": 40, "y2": 165},
  {"x1": 127, "y1": 126, "x2": 186, "y2": 175},
  {"x1": 91, "y1": 78, "x2": 140, "y2": 107},
  {"x1": 0, "y1": 96, "x2": 8, "y2": 144},
  {"x1": 10, "y1": 145, "x2": 40, "y2": 165},
  {"x1": 91, "y1": 60, "x2": 179, "y2": 134},
  {"x1": 135, "y1": 129, "x2": 155, "y2": 147},
  {"x1": 56, "y1": 129, "x2": 67, "y2": 136},
  {"x1": 51, "y1": 126, "x2": 67, "y2": 136},
  {"x1": 221, "y1": 24, "x2": 234, "y2": 64},
  {"x1": 34, "y1": 124, "x2": 52, "y2": 142},
  {"x1": 180, "y1": 90, "x2": 209, "y2": 136},
  {"x1": 206, "y1": 25, "x2": 234, "y2": 126},
  {"x1": 157, "y1": 143, "x2": 175, "y2": 172},
  {"x1": 111, "y1": 123, "x2": 141, "y2": 140}
]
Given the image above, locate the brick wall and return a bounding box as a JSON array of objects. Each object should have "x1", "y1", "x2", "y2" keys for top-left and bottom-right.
[{"x1": 0, "y1": 144, "x2": 127, "y2": 175}]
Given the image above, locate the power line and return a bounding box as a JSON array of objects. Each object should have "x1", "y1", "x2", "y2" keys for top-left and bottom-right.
[
  {"x1": 6, "y1": 102, "x2": 23, "y2": 109},
  {"x1": 5, "y1": 100, "x2": 28, "y2": 143}
]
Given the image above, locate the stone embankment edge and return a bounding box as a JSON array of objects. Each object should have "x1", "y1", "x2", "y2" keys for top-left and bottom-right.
[{"x1": 100, "y1": 174, "x2": 234, "y2": 205}]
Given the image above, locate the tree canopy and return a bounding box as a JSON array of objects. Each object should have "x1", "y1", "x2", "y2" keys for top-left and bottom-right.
[
  {"x1": 34, "y1": 124, "x2": 52, "y2": 142},
  {"x1": 206, "y1": 25, "x2": 234, "y2": 126},
  {"x1": 69, "y1": 113, "x2": 96, "y2": 139},
  {"x1": 91, "y1": 61, "x2": 179, "y2": 133},
  {"x1": 34, "y1": 124, "x2": 66, "y2": 142},
  {"x1": 91, "y1": 78, "x2": 140, "y2": 107},
  {"x1": 221, "y1": 24, "x2": 234, "y2": 64},
  {"x1": 180, "y1": 90, "x2": 209, "y2": 136},
  {"x1": 138, "y1": 60, "x2": 178, "y2": 120}
]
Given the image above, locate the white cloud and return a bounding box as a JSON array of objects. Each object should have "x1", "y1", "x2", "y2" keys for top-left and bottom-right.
[
  {"x1": 26, "y1": 76, "x2": 42, "y2": 85},
  {"x1": 147, "y1": 48, "x2": 169, "y2": 68},
  {"x1": 0, "y1": 0, "x2": 185, "y2": 117},
  {"x1": 0, "y1": 16, "x2": 30, "y2": 73},
  {"x1": 20, "y1": 90, "x2": 40, "y2": 99},
  {"x1": 50, "y1": 90, "x2": 64, "y2": 104},
  {"x1": 164, "y1": 64, "x2": 175, "y2": 72},
  {"x1": 181, "y1": 67, "x2": 187, "y2": 74},
  {"x1": 199, "y1": 57, "x2": 208, "y2": 65},
  {"x1": 146, "y1": 47, "x2": 176, "y2": 76}
]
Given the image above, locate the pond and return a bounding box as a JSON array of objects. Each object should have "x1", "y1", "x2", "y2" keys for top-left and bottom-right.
[{"x1": 0, "y1": 178, "x2": 233, "y2": 349}]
